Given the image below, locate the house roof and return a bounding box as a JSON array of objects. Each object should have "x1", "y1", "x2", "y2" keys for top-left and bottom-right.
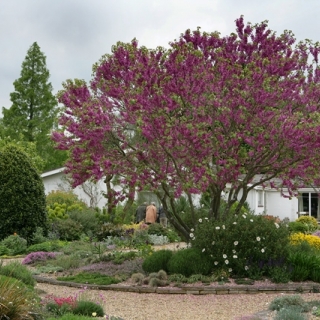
[{"x1": 41, "y1": 167, "x2": 65, "y2": 178}]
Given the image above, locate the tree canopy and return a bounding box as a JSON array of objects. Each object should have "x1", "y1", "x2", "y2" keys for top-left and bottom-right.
[
  {"x1": 53, "y1": 17, "x2": 320, "y2": 239},
  {"x1": 2, "y1": 42, "x2": 67, "y2": 171}
]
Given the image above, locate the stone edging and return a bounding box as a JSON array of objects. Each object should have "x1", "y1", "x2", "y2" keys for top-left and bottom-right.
[{"x1": 33, "y1": 276, "x2": 320, "y2": 295}]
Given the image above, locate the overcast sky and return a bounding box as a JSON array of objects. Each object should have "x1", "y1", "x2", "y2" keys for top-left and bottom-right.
[{"x1": 1, "y1": 0, "x2": 319, "y2": 113}]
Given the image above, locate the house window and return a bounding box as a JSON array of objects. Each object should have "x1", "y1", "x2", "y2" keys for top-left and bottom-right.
[
  {"x1": 298, "y1": 193, "x2": 319, "y2": 219},
  {"x1": 257, "y1": 190, "x2": 264, "y2": 207}
]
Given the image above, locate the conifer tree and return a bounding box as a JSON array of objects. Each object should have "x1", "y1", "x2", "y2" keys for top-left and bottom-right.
[{"x1": 2, "y1": 42, "x2": 67, "y2": 170}]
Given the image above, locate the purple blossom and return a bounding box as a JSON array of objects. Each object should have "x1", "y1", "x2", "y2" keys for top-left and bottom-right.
[{"x1": 22, "y1": 251, "x2": 56, "y2": 265}]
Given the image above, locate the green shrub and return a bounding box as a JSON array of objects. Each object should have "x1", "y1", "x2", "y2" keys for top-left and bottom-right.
[
  {"x1": 142, "y1": 249, "x2": 173, "y2": 273},
  {"x1": 72, "y1": 300, "x2": 104, "y2": 317},
  {"x1": 288, "y1": 221, "x2": 309, "y2": 234},
  {"x1": 27, "y1": 241, "x2": 55, "y2": 253},
  {"x1": 192, "y1": 213, "x2": 290, "y2": 277},
  {"x1": 52, "y1": 218, "x2": 84, "y2": 241},
  {"x1": 68, "y1": 208, "x2": 100, "y2": 235},
  {"x1": 0, "y1": 244, "x2": 10, "y2": 256},
  {"x1": 167, "y1": 248, "x2": 212, "y2": 277},
  {"x1": 296, "y1": 216, "x2": 318, "y2": 233},
  {"x1": 0, "y1": 145, "x2": 48, "y2": 243},
  {"x1": 0, "y1": 261, "x2": 35, "y2": 287},
  {"x1": 269, "y1": 294, "x2": 309, "y2": 312},
  {"x1": 1, "y1": 234, "x2": 27, "y2": 255},
  {"x1": 0, "y1": 275, "x2": 40, "y2": 319},
  {"x1": 31, "y1": 226, "x2": 48, "y2": 244}
]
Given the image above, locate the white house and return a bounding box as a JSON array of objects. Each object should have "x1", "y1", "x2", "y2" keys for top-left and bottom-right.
[
  {"x1": 41, "y1": 168, "x2": 108, "y2": 208},
  {"x1": 41, "y1": 168, "x2": 317, "y2": 221}
]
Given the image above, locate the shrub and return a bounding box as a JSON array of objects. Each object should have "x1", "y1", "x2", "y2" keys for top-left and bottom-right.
[
  {"x1": 1, "y1": 234, "x2": 28, "y2": 255},
  {"x1": 167, "y1": 248, "x2": 212, "y2": 277},
  {"x1": 142, "y1": 249, "x2": 173, "y2": 273},
  {"x1": 22, "y1": 251, "x2": 56, "y2": 265},
  {"x1": 0, "y1": 145, "x2": 48, "y2": 243},
  {"x1": 0, "y1": 275, "x2": 40, "y2": 319},
  {"x1": 192, "y1": 213, "x2": 290, "y2": 277},
  {"x1": 290, "y1": 232, "x2": 320, "y2": 250},
  {"x1": 27, "y1": 241, "x2": 56, "y2": 253},
  {"x1": 0, "y1": 261, "x2": 35, "y2": 287},
  {"x1": 296, "y1": 216, "x2": 318, "y2": 233},
  {"x1": 31, "y1": 226, "x2": 48, "y2": 244},
  {"x1": 0, "y1": 244, "x2": 10, "y2": 256},
  {"x1": 288, "y1": 221, "x2": 309, "y2": 234},
  {"x1": 68, "y1": 208, "x2": 100, "y2": 235},
  {"x1": 72, "y1": 300, "x2": 104, "y2": 317},
  {"x1": 269, "y1": 294, "x2": 309, "y2": 312},
  {"x1": 52, "y1": 218, "x2": 84, "y2": 241}
]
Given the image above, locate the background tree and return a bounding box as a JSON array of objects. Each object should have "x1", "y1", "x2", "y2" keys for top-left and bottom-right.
[
  {"x1": 53, "y1": 17, "x2": 320, "y2": 240},
  {"x1": 2, "y1": 42, "x2": 67, "y2": 171},
  {"x1": 0, "y1": 145, "x2": 48, "y2": 243}
]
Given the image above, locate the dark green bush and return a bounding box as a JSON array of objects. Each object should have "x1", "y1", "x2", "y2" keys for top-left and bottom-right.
[
  {"x1": 0, "y1": 145, "x2": 48, "y2": 243},
  {"x1": 142, "y1": 249, "x2": 173, "y2": 273},
  {"x1": 72, "y1": 301, "x2": 104, "y2": 317},
  {"x1": 167, "y1": 248, "x2": 212, "y2": 277},
  {"x1": 0, "y1": 261, "x2": 35, "y2": 287}
]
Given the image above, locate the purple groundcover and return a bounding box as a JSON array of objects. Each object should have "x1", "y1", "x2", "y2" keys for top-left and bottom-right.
[{"x1": 22, "y1": 251, "x2": 56, "y2": 264}]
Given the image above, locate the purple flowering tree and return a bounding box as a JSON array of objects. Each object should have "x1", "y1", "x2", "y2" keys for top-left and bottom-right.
[{"x1": 53, "y1": 17, "x2": 320, "y2": 240}]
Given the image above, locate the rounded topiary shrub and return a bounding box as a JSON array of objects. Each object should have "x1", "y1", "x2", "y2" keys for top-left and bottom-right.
[
  {"x1": 0, "y1": 146, "x2": 48, "y2": 244},
  {"x1": 167, "y1": 248, "x2": 212, "y2": 277},
  {"x1": 142, "y1": 249, "x2": 173, "y2": 273}
]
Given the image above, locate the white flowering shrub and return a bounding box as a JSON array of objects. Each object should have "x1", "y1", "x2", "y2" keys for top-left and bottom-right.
[{"x1": 191, "y1": 214, "x2": 290, "y2": 277}]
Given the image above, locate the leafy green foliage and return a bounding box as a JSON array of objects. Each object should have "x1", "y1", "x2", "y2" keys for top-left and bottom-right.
[
  {"x1": 288, "y1": 221, "x2": 309, "y2": 234},
  {"x1": 296, "y1": 216, "x2": 319, "y2": 233},
  {"x1": 142, "y1": 249, "x2": 173, "y2": 273},
  {"x1": 274, "y1": 307, "x2": 308, "y2": 320},
  {"x1": 57, "y1": 272, "x2": 121, "y2": 285},
  {"x1": 72, "y1": 301, "x2": 104, "y2": 317},
  {"x1": 2, "y1": 42, "x2": 66, "y2": 171},
  {"x1": 1, "y1": 234, "x2": 27, "y2": 255},
  {"x1": 51, "y1": 218, "x2": 84, "y2": 241},
  {"x1": 0, "y1": 145, "x2": 48, "y2": 243},
  {"x1": 0, "y1": 261, "x2": 35, "y2": 287},
  {"x1": 192, "y1": 213, "x2": 290, "y2": 277},
  {"x1": 167, "y1": 248, "x2": 212, "y2": 277}
]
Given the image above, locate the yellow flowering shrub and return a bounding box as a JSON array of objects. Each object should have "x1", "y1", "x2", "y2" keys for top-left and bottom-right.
[
  {"x1": 296, "y1": 216, "x2": 318, "y2": 232},
  {"x1": 290, "y1": 232, "x2": 320, "y2": 250}
]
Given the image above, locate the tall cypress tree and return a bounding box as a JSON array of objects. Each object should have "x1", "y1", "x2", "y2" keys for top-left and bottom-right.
[{"x1": 2, "y1": 42, "x2": 67, "y2": 170}]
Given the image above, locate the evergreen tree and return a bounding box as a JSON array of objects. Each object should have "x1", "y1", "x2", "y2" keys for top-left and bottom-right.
[
  {"x1": 0, "y1": 145, "x2": 48, "y2": 243},
  {"x1": 2, "y1": 42, "x2": 67, "y2": 170}
]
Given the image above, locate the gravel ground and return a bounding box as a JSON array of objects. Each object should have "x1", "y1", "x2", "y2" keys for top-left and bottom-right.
[{"x1": 36, "y1": 282, "x2": 320, "y2": 320}]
